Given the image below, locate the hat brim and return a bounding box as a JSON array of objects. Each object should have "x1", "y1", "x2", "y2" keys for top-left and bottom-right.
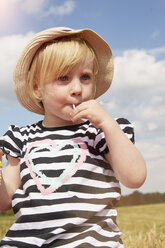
[{"x1": 14, "y1": 27, "x2": 114, "y2": 115}]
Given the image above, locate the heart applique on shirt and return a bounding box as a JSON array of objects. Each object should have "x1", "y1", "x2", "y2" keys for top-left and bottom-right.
[{"x1": 25, "y1": 138, "x2": 87, "y2": 195}]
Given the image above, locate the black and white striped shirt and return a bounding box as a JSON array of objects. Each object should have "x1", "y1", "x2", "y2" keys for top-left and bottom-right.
[{"x1": 0, "y1": 118, "x2": 134, "y2": 248}]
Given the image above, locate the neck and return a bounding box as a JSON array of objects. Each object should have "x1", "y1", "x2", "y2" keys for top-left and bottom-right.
[{"x1": 42, "y1": 118, "x2": 84, "y2": 128}]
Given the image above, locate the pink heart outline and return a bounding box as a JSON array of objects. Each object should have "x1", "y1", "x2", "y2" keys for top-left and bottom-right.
[{"x1": 25, "y1": 138, "x2": 87, "y2": 195}]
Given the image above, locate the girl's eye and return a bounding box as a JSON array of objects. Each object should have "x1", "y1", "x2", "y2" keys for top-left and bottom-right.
[
  {"x1": 81, "y1": 74, "x2": 90, "y2": 81},
  {"x1": 58, "y1": 76, "x2": 68, "y2": 82}
]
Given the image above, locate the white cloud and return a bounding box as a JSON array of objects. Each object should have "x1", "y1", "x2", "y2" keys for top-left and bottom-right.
[
  {"x1": 149, "y1": 46, "x2": 165, "y2": 56},
  {"x1": 101, "y1": 48, "x2": 165, "y2": 194},
  {"x1": 21, "y1": 0, "x2": 46, "y2": 14},
  {"x1": 44, "y1": 0, "x2": 76, "y2": 16},
  {"x1": 0, "y1": 32, "x2": 35, "y2": 104},
  {"x1": 0, "y1": 0, "x2": 45, "y2": 15},
  {"x1": 106, "y1": 49, "x2": 165, "y2": 128},
  {"x1": 113, "y1": 50, "x2": 165, "y2": 94},
  {"x1": 150, "y1": 30, "x2": 160, "y2": 40},
  {"x1": 135, "y1": 136, "x2": 165, "y2": 193},
  {"x1": 137, "y1": 136, "x2": 165, "y2": 168},
  {"x1": 19, "y1": 0, "x2": 75, "y2": 17}
]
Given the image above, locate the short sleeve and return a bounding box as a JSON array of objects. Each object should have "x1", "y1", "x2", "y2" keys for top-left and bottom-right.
[
  {"x1": 0, "y1": 125, "x2": 23, "y2": 158},
  {"x1": 116, "y1": 118, "x2": 135, "y2": 144},
  {"x1": 94, "y1": 129, "x2": 109, "y2": 155},
  {"x1": 94, "y1": 117, "x2": 135, "y2": 155}
]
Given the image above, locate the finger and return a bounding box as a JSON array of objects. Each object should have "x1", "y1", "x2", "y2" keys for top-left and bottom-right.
[
  {"x1": 71, "y1": 110, "x2": 85, "y2": 122},
  {"x1": 71, "y1": 107, "x2": 90, "y2": 122},
  {"x1": 70, "y1": 102, "x2": 87, "y2": 117}
]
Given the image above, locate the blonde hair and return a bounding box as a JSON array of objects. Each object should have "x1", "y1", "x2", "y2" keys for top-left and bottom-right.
[{"x1": 28, "y1": 36, "x2": 98, "y2": 104}]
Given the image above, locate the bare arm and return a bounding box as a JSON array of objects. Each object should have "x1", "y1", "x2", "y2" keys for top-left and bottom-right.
[
  {"x1": 71, "y1": 100, "x2": 147, "y2": 188},
  {"x1": 102, "y1": 117, "x2": 146, "y2": 188},
  {"x1": 0, "y1": 150, "x2": 21, "y2": 211}
]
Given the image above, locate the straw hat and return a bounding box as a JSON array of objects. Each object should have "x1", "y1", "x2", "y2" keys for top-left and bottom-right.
[{"x1": 14, "y1": 27, "x2": 114, "y2": 115}]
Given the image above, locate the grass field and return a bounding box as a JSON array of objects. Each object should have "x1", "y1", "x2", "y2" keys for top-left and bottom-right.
[
  {"x1": 0, "y1": 203, "x2": 165, "y2": 247},
  {"x1": 117, "y1": 203, "x2": 165, "y2": 248}
]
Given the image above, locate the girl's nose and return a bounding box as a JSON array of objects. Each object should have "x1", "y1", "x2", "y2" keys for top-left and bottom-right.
[{"x1": 70, "y1": 79, "x2": 82, "y2": 96}]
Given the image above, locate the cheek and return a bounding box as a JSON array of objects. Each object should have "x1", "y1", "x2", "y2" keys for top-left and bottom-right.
[
  {"x1": 43, "y1": 85, "x2": 66, "y2": 102},
  {"x1": 92, "y1": 83, "x2": 96, "y2": 98},
  {"x1": 86, "y1": 83, "x2": 96, "y2": 99}
]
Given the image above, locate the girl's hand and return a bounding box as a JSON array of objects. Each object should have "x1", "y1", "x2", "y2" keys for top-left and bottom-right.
[
  {"x1": 0, "y1": 149, "x2": 3, "y2": 162},
  {"x1": 0, "y1": 162, "x2": 2, "y2": 185},
  {"x1": 0, "y1": 150, "x2": 3, "y2": 184},
  {"x1": 71, "y1": 100, "x2": 146, "y2": 189},
  {"x1": 70, "y1": 100, "x2": 112, "y2": 129}
]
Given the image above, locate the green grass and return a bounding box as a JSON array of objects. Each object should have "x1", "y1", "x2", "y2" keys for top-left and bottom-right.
[{"x1": 0, "y1": 203, "x2": 165, "y2": 247}]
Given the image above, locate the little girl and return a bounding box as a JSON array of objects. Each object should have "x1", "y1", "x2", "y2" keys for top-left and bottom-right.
[{"x1": 0, "y1": 27, "x2": 146, "y2": 248}]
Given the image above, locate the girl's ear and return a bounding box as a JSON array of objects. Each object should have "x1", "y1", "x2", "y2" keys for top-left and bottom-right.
[{"x1": 33, "y1": 83, "x2": 42, "y2": 100}]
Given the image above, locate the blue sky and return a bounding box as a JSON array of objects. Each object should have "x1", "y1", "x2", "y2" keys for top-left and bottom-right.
[{"x1": 0, "y1": 0, "x2": 165, "y2": 195}]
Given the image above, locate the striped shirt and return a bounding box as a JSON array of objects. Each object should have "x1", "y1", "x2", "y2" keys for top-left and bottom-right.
[{"x1": 0, "y1": 118, "x2": 134, "y2": 248}]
